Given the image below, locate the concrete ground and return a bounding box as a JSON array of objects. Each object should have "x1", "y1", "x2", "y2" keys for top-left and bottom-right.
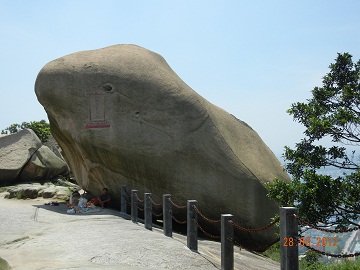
[{"x1": 0, "y1": 192, "x2": 280, "y2": 270}]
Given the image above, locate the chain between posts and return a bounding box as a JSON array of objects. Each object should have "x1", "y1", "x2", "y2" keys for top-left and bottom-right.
[
  {"x1": 124, "y1": 188, "x2": 131, "y2": 203},
  {"x1": 167, "y1": 198, "x2": 187, "y2": 209},
  {"x1": 193, "y1": 205, "x2": 221, "y2": 223},
  {"x1": 149, "y1": 197, "x2": 162, "y2": 206},
  {"x1": 151, "y1": 209, "x2": 163, "y2": 217},
  {"x1": 132, "y1": 192, "x2": 144, "y2": 211},
  {"x1": 294, "y1": 214, "x2": 360, "y2": 258},
  {"x1": 294, "y1": 214, "x2": 360, "y2": 233},
  {"x1": 228, "y1": 237, "x2": 280, "y2": 252},
  {"x1": 134, "y1": 193, "x2": 144, "y2": 203},
  {"x1": 229, "y1": 217, "x2": 280, "y2": 233},
  {"x1": 304, "y1": 245, "x2": 360, "y2": 258},
  {"x1": 172, "y1": 215, "x2": 187, "y2": 224},
  {"x1": 194, "y1": 219, "x2": 221, "y2": 239},
  {"x1": 123, "y1": 187, "x2": 360, "y2": 259}
]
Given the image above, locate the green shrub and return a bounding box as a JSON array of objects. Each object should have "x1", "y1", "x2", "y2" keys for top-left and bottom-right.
[
  {"x1": 16, "y1": 191, "x2": 23, "y2": 199},
  {"x1": 1, "y1": 120, "x2": 51, "y2": 143},
  {"x1": 314, "y1": 259, "x2": 360, "y2": 270},
  {"x1": 262, "y1": 241, "x2": 281, "y2": 262}
]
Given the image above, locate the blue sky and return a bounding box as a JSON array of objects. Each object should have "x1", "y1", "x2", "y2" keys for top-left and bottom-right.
[{"x1": 1, "y1": 1, "x2": 360, "y2": 157}]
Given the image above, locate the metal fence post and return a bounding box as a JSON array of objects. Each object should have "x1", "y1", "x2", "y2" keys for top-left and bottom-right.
[
  {"x1": 187, "y1": 200, "x2": 198, "y2": 251},
  {"x1": 163, "y1": 194, "x2": 172, "y2": 237},
  {"x1": 131, "y1": 190, "x2": 138, "y2": 223},
  {"x1": 121, "y1": 185, "x2": 127, "y2": 214},
  {"x1": 280, "y1": 207, "x2": 298, "y2": 270},
  {"x1": 221, "y1": 214, "x2": 234, "y2": 270},
  {"x1": 145, "y1": 193, "x2": 152, "y2": 230}
]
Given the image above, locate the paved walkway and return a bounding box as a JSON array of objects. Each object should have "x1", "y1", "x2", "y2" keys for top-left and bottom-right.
[{"x1": 0, "y1": 193, "x2": 280, "y2": 270}]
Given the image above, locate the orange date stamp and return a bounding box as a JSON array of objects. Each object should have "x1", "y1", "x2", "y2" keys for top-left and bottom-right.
[{"x1": 283, "y1": 237, "x2": 338, "y2": 247}]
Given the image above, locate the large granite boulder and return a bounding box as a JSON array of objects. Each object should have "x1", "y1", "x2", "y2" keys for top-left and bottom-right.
[
  {"x1": 0, "y1": 129, "x2": 69, "y2": 184},
  {"x1": 35, "y1": 44, "x2": 291, "y2": 249}
]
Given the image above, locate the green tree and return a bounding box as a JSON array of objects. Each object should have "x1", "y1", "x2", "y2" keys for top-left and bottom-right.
[
  {"x1": 1, "y1": 120, "x2": 51, "y2": 143},
  {"x1": 1, "y1": 123, "x2": 21, "y2": 134},
  {"x1": 300, "y1": 249, "x2": 322, "y2": 269},
  {"x1": 266, "y1": 53, "x2": 360, "y2": 228}
]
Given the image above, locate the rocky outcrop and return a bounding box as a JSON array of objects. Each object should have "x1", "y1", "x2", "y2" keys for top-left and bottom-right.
[
  {"x1": 20, "y1": 145, "x2": 69, "y2": 181},
  {"x1": 4, "y1": 177, "x2": 78, "y2": 200},
  {"x1": 0, "y1": 129, "x2": 42, "y2": 183},
  {"x1": 0, "y1": 129, "x2": 69, "y2": 185},
  {"x1": 35, "y1": 44, "x2": 291, "y2": 249}
]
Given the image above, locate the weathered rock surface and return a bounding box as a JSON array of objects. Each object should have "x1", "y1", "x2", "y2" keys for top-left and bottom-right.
[
  {"x1": 0, "y1": 256, "x2": 10, "y2": 270},
  {"x1": 0, "y1": 129, "x2": 42, "y2": 184},
  {"x1": 0, "y1": 129, "x2": 69, "y2": 185},
  {"x1": 20, "y1": 145, "x2": 69, "y2": 181},
  {"x1": 4, "y1": 178, "x2": 77, "y2": 200},
  {"x1": 35, "y1": 44, "x2": 291, "y2": 249}
]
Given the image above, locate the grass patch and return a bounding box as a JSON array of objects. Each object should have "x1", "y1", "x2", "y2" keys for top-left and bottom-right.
[
  {"x1": 262, "y1": 241, "x2": 280, "y2": 262},
  {"x1": 16, "y1": 191, "x2": 23, "y2": 199},
  {"x1": 300, "y1": 259, "x2": 360, "y2": 270},
  {"x1": 262, "y1": 242, "x2": 360, "y2": 269}
]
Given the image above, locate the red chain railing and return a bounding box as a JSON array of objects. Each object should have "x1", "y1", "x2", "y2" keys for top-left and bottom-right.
[
  {"x1": 294, "y1": 214, "x2": 359, "y2": 233},
  {"x1": 293, "y1": 214, "x2": 360, "y2": 258},
  {"x1": 193, "y1": 219, "x2": 221, "y2": 239},
  {"x1": 151, "y1": 209, "x2": 163, "y2": 217},
  {"x1": 229, "y1": 217, "x2": 279, "y2": 233},
  {"x1": 134, "y1": 193, "x2": 144, "y2": 203},
  {"x1": 229, "y1": 237, "x2": 280, "y2": 252},
  {"x1": 167, "y1": 198, "x2": 186, "y2": 209},
  {"x1": 123, "y1": 186, "x2": 360, "y2": 258},
  {"x1": 304, "y1": 244, "x2": 360, "y2": 258},
  {"x1": 193, "y1": 205, "x2": 220, "y2": 223},
  {"x1": 172, "y1": 215, "x2": 187, "y2": 224},
  {"x1": 149, "y1": 197, "x2": 162, "y2": 206}
]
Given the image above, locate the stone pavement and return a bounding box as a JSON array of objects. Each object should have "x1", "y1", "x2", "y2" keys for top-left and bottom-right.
[{"x1": 0, "y1": 193, "x2": 280, "y2": 270}]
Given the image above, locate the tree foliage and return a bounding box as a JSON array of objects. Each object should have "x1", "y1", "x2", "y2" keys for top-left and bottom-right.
[
  {"x1": 1, "y1": 120, "x2": 51, "y2": 143},
  {"x1": 266, "y1": 53, "x2": 360, "y2": 228},
  {"x1": 301, "y1": 249, "x2": 322, "y2": 269}
]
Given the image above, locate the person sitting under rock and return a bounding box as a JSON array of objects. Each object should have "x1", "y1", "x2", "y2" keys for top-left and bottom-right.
[
  {"x1": 98, "y1": 188, "x2": 111, "y2": 208},
  {"x1": 70, "y1": 189, "x2": 81, "y2": 205}
]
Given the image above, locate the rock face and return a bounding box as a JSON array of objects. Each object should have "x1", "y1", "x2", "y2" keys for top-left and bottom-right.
[
  {"x1": 0, "y1": 257, "x2": 10, "y2": 270},
  {"x1": 0, "y1": 129, "x2": 69, "y2": 184},
  {"x1": 0, "y1": 129, "x2": 42, "y2": 183},
  {"x1": 4, "y1": 178, "x2": 77, "y2": 200},
  {"x1": 20, "y1": 145, "x2": 69, "y2": 181},
  {"x1": 35, "y1": 44, "x2": 291, "y2": 249}
]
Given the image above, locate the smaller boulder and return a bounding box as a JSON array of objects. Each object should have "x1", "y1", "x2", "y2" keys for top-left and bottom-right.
[
  {"x1": 6, "y1": 183, "x2": 43, "y2": 199},
  {"x1": 22, "y1": 187, "x2": 41, "y2": 199},
  {"x1": 0, "y1": 129, "x2": 70, "y2": 185},
  {"x1": 53, "y1": 186, "x2": 72, "y2": 201},
  {"x1": 41, "y1": 186, "x2": 57, "y2": 198},
  {"x1": 19, "y1": 145, "x2": 69, "y2": 181},
  {"x1": 0, "y1": 129, "x2": 42, "y2": 184},
  {"x1": 4, "y1": 182, "x2": 74, "y2": 200}
]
